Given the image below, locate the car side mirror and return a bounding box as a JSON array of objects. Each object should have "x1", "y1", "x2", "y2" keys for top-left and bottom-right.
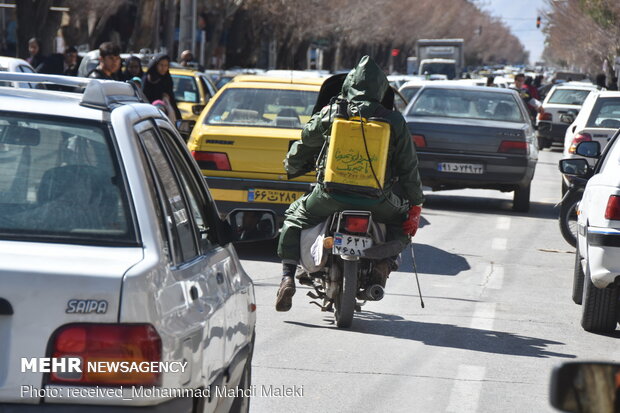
[
  {"x1": 559, "y1": 158, "x2": 590, "y2": 177},
  {"x1": 550, "y1": 362, "x2": 620, "y2": 413},
  {"x1": 176, "y1": 119, "x2": 195, "y2": 142},
  {"x1": 192, "y1": 104, "x2": 205, "y2": 115},
  {"x1": 575, "y1": 141, "x2": 601, "y2": 158},
  {"x1": 226, "y1": 209, "x2": 277, "y2": 243}
]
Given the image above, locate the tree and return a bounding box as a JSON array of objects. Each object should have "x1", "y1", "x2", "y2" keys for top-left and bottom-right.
[{"x1": 16, "y1": 0, "x2": 66, "y2": 58}]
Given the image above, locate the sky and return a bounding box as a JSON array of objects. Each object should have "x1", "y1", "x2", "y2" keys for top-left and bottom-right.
[{"x1": 478, "y1": 0, "x2": 547, "y2": 64}]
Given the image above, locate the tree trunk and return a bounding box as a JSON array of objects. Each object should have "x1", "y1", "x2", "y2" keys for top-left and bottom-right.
[
  {"x1": 16, "y1": 0, "x2": 65, "y2": 58},
  {"x1": 127, "y1": 0, "x2": 159, "y2": 53}
]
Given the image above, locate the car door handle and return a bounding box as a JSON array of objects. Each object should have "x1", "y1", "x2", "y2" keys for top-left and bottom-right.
[
  {"x1": 216, "y1": 272, "x2": 224, "y2": 284},
  {"x1": 0, "y1": 298, "x2": 13, "y2": 315}
]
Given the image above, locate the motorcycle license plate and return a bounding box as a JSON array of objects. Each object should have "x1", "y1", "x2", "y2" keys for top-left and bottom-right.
[{"x1": 333, "y1": 233, "x2": 373, "y2": 257}]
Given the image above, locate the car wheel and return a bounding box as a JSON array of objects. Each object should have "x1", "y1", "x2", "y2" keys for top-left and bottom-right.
[
  {"x1": 572, "y1": 243, "x2": 584, "y2": 305},
  {"x1": 581, "y1": 264, "x2": 619, "y2": 333},
  {"x1": 512, "y1": 184, "x2": 531, "y2": 212}
]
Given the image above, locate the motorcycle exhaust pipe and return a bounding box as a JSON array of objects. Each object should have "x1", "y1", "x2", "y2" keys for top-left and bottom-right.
[{"x1": 357, "y1": 284, "x2": 384, "y2": 301}]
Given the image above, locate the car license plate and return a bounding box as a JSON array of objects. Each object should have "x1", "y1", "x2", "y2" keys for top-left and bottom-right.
[
  {"x1": 437, "y1": 162, "x2": 484, "y2": 174},
  {"x1": 333, "y1": 233, "x2": 373, "y2": 257},
  {"x1": 247, "y1": 188, "x2": 305, "y2": 204}
]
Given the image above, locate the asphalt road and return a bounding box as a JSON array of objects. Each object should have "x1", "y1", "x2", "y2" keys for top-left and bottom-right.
[{"x1": 235, "y1": 148, "x2": 619, "y2": 413}]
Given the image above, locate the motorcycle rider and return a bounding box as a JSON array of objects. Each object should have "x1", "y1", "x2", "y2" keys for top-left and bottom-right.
[{"x1": 275, "y1": 55, "x2": 425, "y2": 312}]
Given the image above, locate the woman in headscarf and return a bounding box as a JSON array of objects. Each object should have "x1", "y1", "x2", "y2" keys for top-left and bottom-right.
[
  {"x1": 142, "y1": 54, "x2": 181, "y2": 120},
  {"x1": 122, "y1": 56, "x2": 143, "y2": 81}
]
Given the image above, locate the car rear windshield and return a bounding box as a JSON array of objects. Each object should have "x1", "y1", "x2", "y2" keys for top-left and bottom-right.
[
  {"x1": 547, "y1": 89, "x2": 591, "y2": 105},
  {"x1": 408, "y1": 88, "x2": 524, "y2": 123},
  {"x1": 172, "y1": 75, "x2": 200, "y2": 103},
  {"x1": 586, "y1": 97, "x2": 620, "y2": 128},
  {"x1": 419, "y1": 63, "x2": 456, "y2": 80},
  {"x1": 0, "y1": 113, "x2": 136, "y2": 245},
  {"x1": 400, "y1": 86, "x2": 422, "y2": 102},
  {"x1": 205, "y1": 87, "x2": 318, "y2": 129}
]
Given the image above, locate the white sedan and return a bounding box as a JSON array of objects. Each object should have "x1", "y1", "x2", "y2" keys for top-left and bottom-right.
[
  {"x1": 561, "y1": 131, "x2": 620, "y2": 333},
  {"x1": 561, "y1": 90, "x2": 620, "y2": 193}
]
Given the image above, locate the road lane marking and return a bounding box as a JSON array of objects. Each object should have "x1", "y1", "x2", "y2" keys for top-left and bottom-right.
[
  {"x1": 470, "y1": 302, "x2": 496, "y2": 331},
  {"x1": 492, "y1": 238, "x2": 507, "y2": 250},
  {"x1": 446, "y1": 365, "x2": 486, "y2": 413},
  {"x1": 487, "y1": 265, "x2": 504, "y2": 290},
  {"x1": 496, "y1": 217, "x2": 511, "y2": 230}
]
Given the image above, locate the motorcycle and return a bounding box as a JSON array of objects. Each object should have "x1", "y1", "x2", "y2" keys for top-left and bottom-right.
[{"x1": 298, "y1": 210, "x2": 403, "y2": 328}]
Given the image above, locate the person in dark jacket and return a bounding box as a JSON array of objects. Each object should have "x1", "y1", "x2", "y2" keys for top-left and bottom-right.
[
  {"x1": 27, "y1": 38, "x2": 45, "y2": 72},
  {"x1": 40, "y1": 46, "x2": 79, "y2": 76},
  {"x1": 275, "y1": 56, "x2": 425, "y2": 312},
  {"x1": 88, "y1": 42, "x2": 122, "y2": 81},
  {"x1": 142, "y1": 54, "x2": 181, "y2": 120},
  {"x1": 122, "y1": 56, "x2": 143, "y2": 81}
]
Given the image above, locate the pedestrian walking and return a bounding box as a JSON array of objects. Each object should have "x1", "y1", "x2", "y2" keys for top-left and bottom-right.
[{"x1": 142, "y1": 54, "x2": 181, "y2": 121}]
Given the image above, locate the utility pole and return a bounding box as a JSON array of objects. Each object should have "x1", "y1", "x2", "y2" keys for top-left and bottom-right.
[{"x1": 178, "y1": 0, "x2": 196, "y2": 59}]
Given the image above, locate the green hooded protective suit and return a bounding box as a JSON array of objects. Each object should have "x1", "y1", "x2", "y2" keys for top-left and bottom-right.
[{"x1": 277, "y1": 55, "x2": 425, "y2": 263}]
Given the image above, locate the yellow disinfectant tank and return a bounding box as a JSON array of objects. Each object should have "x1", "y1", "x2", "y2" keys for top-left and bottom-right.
[{"x1": 324, "y1": 116, "x2": 390, "y2": 197}]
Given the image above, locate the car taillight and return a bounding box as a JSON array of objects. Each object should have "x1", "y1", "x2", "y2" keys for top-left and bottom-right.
[
  {"x1": 49, "y1": 324, "x2": 162, "y2": 386},
  {"x1": 498, "y1": 140, "x2": 528, "y2": 154},
  {"x1": 192, "y1": 151, "x2": 231, "y2": 170},
  {"x1": 568, "y1": 133, "x2": 592, "y2": 154},
  {"x1": 344, "y1": 216, "x2": 370, "y2": 233},
  {"x1": 605, "y1": 195, "x2": 620, "y2": 220},
  {"x1": 538, "y1": 112, "x2": 552, "y2": 121},
  {"x1": 412, "y1": 134, "x2": 427, "y2": 148}
]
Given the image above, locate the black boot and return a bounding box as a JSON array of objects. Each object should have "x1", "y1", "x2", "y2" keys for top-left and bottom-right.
[{"x1": 275, "y1": 264, "x2": 297, "y2": 312}]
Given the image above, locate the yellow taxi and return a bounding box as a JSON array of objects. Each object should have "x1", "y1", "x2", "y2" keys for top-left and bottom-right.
[
  {"x1": 169, "y1": 67, "x2": 218, "y2": 121},
  {"x1": 187, "y1": 75, "x2": 325, "y2": 217}
]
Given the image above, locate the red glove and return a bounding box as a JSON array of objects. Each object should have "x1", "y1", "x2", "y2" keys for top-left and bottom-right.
[{"x1": 402, "y1": 205, "x2": 422, "y2": 236}]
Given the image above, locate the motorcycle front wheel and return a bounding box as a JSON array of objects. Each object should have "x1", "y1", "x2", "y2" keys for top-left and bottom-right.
[
  {"x1": 559, "y1": 190, "x2": 581, "y2": 248},
  {"x1": 334, "y1": 260, "x2": 358, "y2": 328}
]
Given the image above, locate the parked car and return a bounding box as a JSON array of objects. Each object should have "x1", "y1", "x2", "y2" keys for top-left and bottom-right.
[
  {"x1": 404, "y1": 84, "x2": 538, "y2": 211},
  {"x1": 561, "y1": 90, "x2": 620, "y2": 193},
  {"x1": 188, "y1": 75, "x2": 324, "y2": 220},
  {"x1": 560, "y1": 131, "x2": 620, "y2": 333},
  {"x1": 0, "y1": 72, "x2": 268, "y2": 411},
  {"x1": 536, "y1": 83, "x2": 598, "y2": 149},
  {"x1": 169, "y1": 67, "x2": 218, "y2": 123},
  {"x1": 0, "y1": 56, "x2": 37, "y2": 88}
]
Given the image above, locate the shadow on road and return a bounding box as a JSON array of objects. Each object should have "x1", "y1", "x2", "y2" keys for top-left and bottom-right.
[
  {"x1": 424, "y1": 193, "x2": 558, "y2": 220},
  {"x1": 287, "y1": 311, "x2": 577, "y2": 359},
  {"x1": 399, "y1": 243, "x2": 470, "y2": 276},
  {"x1": 353, "y1": 311, "x2": 576, "y2": 359}
]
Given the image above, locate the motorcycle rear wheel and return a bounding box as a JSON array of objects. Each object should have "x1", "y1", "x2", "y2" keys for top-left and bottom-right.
[{"x1": 335, "y1": 260, "x2": 358, "y2": 328}]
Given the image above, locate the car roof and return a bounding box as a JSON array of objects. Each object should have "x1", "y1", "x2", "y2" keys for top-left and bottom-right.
[
  {"x1": 169, "y1": 67, "x2": 202, "y2": 76},
  {"x1": 597, "y1": 91, "x2": 620, "y2": 98},
  {"x1": 419, "y1": 83, "x2": 518, "y2": 95},
  {"x1": 0, "y1": 86, "x2": 104, "y2": 120},
  {"x1": 0, "y1": 56, "x2": 32, "y2": 70},
  {"x1": 231, "y1": 75, "x2": 325, "y2": 87}
]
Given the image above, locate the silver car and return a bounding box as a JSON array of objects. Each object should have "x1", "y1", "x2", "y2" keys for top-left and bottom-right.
[{"x1": 0, "y1": 73, "x2": 271, "y2": 412}]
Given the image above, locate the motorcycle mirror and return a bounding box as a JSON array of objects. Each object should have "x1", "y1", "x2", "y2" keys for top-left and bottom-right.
[
  {"x1": 559, "y1": 158, "x2": 590, "y2": 177},
  {"x1": 575, "y1": 141, "x2": 601, "y2": 158},
  {"x1": 549, "y1": 361, "x2": 620, "y2": 413},
  {"x1": 226, "y1": 209, "x2": 278, "y2": 243}
]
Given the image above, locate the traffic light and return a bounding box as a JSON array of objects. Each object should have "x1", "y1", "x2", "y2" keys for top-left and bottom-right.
[
  {"x1": 536, "y1": 16, "x2": 541, "y2": 28},
  {"x1": 391, "y1": 48, "x2": 400, "y2": 57}
]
